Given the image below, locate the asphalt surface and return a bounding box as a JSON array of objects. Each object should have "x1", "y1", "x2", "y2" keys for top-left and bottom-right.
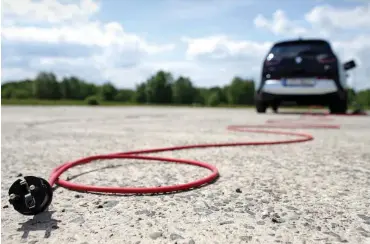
[{"x1": 1, "y1": 106, "x2": 370, "y2": 244}]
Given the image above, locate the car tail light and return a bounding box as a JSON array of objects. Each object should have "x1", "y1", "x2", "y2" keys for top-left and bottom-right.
[
  {"x1": 317, "y1": 54, "x2": 336, "y2": 63},
  {"x1": 265, "y1": 54, "x2": 282, "y2": 66},
  {"x1": 263, "y1": 72, "x2": 281, "y2": 80}
]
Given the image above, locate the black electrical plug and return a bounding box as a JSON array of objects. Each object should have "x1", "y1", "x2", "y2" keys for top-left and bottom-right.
[{"x1": 8, "y1": 176, "x2": 53, "y2": 216}]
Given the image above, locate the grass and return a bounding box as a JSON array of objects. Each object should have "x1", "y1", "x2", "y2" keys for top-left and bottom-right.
[
  {"x1": 1, "y1": 99, "x2": 132, "y2": 106},
  {"x1": 1, "y1": 99, "x2": 368, "y2": 110},
  {"x1": 1, "y1": 99, "x2": 253, "y2": 108}
]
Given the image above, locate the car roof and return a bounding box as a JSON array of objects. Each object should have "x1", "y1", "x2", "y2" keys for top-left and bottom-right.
[{"x1": 273, "y1": 38, "x2": 331, "y2": 47}]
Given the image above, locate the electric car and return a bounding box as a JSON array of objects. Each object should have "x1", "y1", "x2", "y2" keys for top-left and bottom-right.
[{"x1": 254, "y1": 38, "x2": 356, "y2": 114}]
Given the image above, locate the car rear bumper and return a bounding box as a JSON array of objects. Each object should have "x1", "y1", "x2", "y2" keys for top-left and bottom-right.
[
  {"x1": 260, "y1": 79, "x2": 338, "y2": 95},
  {"x1": 256, "y1": 91, "x2": 346, "y2": 106}
]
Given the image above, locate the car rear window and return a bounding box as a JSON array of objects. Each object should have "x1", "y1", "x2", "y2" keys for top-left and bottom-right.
[{"x1": 270, "y1": 41, "x2": 332, "y2": 57}]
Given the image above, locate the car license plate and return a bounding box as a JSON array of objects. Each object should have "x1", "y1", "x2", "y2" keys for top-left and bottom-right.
[{"x1": 284, "y1": 78, "x2": 315, "y2": 86}]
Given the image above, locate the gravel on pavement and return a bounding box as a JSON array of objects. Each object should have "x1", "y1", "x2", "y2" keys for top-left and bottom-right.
[{"x1": 1, "y1": 106, "x2": 370, "y2": 244}]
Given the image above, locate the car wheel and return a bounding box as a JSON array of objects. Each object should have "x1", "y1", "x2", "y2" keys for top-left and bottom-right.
[
  {"x1": 256, "y1": 101, "x2": 267, "y2": 113},
  {"x1": 329, "y1": 96, "x2": 348, "y2": 114},
  {"x1": 272, "y1": 103, "x2": 279, "y2": 113}
]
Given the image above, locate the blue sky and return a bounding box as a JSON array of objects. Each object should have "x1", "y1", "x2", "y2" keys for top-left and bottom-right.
[{"x1": 2, "y1": 0, "x2": 370, "y2": 89}]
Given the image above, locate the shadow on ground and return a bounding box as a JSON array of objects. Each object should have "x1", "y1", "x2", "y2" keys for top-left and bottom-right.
[
  {"x1": 53, "y1": 165, "x2": 220, "y2": 197},
  {"x1": 17, "y1": 211, "x2": 61, "y2": 239}
]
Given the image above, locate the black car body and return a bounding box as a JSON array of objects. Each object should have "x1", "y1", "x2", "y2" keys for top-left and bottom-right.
[{"x1": 255, "y1": 38, "x2": 356, "y2": 113}]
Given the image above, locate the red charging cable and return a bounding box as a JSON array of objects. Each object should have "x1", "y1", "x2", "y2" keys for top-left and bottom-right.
[{"x1": 48, "y1": 111, "x2": 366, "y2": 194}]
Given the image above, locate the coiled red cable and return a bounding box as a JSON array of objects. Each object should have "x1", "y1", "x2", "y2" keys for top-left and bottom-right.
[{"x1": 48, "y1": 111, "x2": 367, "y2": 194}]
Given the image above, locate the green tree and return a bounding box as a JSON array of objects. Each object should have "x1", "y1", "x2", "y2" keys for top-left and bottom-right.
[
  {"x1": 208, "y1": 86, "x2": 227, "y2": 104},
  {"x1": 145, "y1": 70, "x2": 173, "y2": 104},
  {"x1": 12, "y1": 89, "x2": 31, "y2": 99},
  {"x1": 1, "y1": 87, "x2": 13, "y2": 99},
  {"x1": 347, "y1": 88, "x2": 356, "y2": 105},
  {"x1": 357, "y1": 89, "x2": 370, "y2": 107},
  {"x1": 100, "y1": 82, "x2": 118, "y2": 101},
  {"x1": 134, "y1": 82, "x2": 147, "y2": 103},
  {"x1": 207, "y1": 91, "x2": 221, "y2": 106},
  {"x1": 33, "y1": 72, "x2": 61, "y2": 99},
  {"x1": 227, "y1": 77, "x2": 255, "y2": 105},
  {"x1": 172, "y1": 76, "x2": 197, "y2": 104},
  {"x1": 65, "y1": 76, "x2": 81, "y2": 99},
  {"x1": 115, "y1": 89, "x2": 134, "y2": 102},
  {"x1": 1, "y1": 79, "x2": 33, "y2": 99},
  {"x1": 84, "y1": 83, "x2": 99, "y2": 99},
  {"x1": 193, "y1": 88, "x2": 207, "y2": 105},
  {"x1": 60, "y1": 78, "x2": 72, "y2": 99}
]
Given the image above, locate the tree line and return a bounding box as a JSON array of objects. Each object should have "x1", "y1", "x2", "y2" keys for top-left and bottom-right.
[
  {"x1": 1, "y1": 70, "x2": 370, "y2": 107},
  {"x1": 1, "y1": 71, "x2": 255, "y2": 106}
]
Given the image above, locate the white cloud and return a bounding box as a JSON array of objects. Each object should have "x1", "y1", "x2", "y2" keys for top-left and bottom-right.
[
  {"x1": 332, "y1": 35, "x2": 370, "y2": 89},
  {"x1": 1, "y1": 23, "x2": 174, "y2": 54},
  {"x1": 253, "y1": 3, "x2": 370, "y2": 38},
  {"x1": 179, "y1": 36, "x2": 273, "y2": 86},
  {"x1": 2, "y1": 0, "x2": 370, "y2": 91},
  {"x1": 179, "y1": 3, "x2": 370, "y2": 90},
  {"x1": 305, "y1": 3, "x2": 370, "y2": 30},
  {"x1": 164, "y1": 0, "x2": 253, "y2": 20},
  {"x1": 1, "y1": 0, "x2": 175, "y2": 88},
  {"x1": 333, "y1": 35, "x2": 370, "y2": 58},
  {"x1": 2, "y1": 0, "x2": 99, "y2": 24},
  {"x1": 182, "y1": 35, "x2": 272, "y2": 61},
  {"x1": 254, "y1": 10, "x2": 308, "y2": 36}
]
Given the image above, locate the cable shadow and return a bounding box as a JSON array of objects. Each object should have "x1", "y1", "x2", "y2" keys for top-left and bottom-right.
[
  {"x1": 17, "y1": 210, "x2": 61, "y2": 239},
  {"x1": 52, "y1": 164, "x2": 123, "y2": 192},
  {"x1": 276, "y1": 110, "x2": 368, "y2": 116},
  {"x1": 275, "y1": 111, "x2": 328, "y2": 116},
  {"x1": 53, "y1": 165, "x2": 220, "y2": 197}
]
